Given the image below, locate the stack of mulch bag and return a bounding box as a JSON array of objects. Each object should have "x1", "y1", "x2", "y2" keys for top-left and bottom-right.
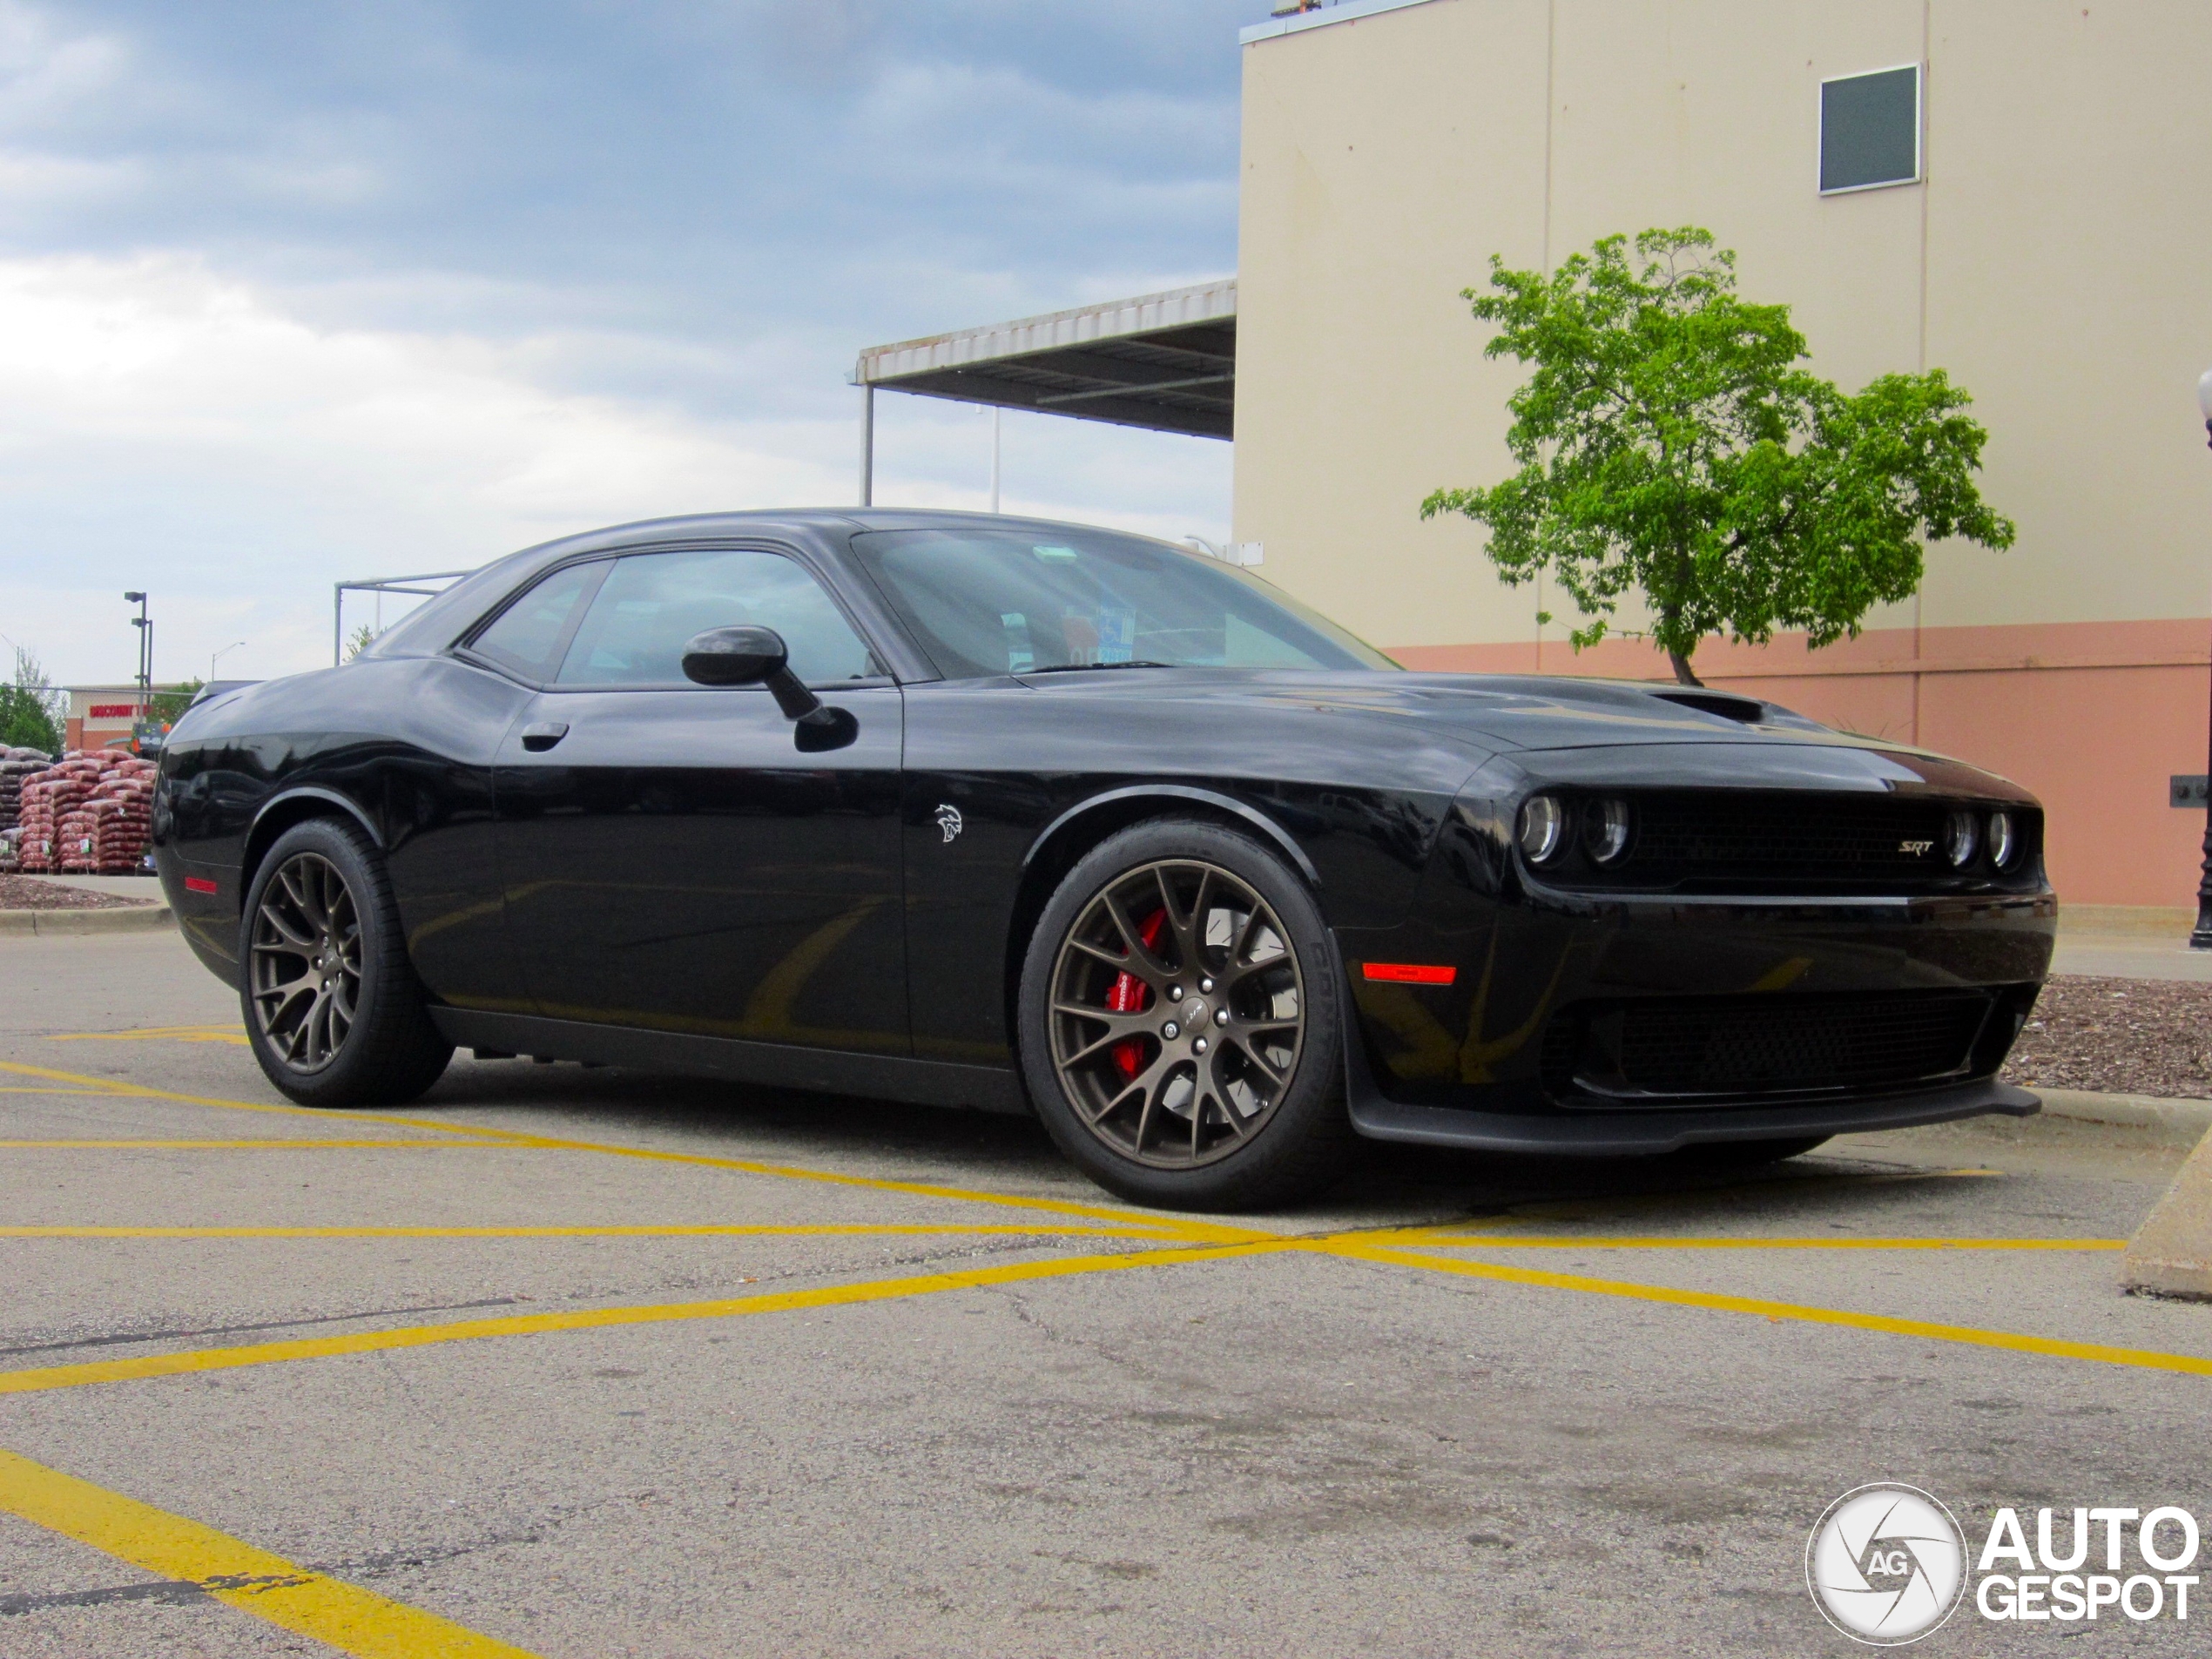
[
  {"x1": 13, "y1": 758, "x2": 80, "y2": 872},
  {"x1": 56, "y1": 755, "x2": 159, "y2": 873},
  {"x1": 0, "y1": 746, "x2": 52, "y2": 871},
  {"x1": 16, "y1": 752, "x2": 157, "y2": 873}
]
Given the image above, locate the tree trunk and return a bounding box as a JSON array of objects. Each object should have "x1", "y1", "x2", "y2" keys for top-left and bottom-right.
[{"x1": 1668, "y1": 649, "x2": 1703, "y2": 687}]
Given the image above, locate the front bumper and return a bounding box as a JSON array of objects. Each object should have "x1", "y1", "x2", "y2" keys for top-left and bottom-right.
[
  {"x1": 1343, "y1": 1015, "x2": 2038, "y2": 1153},
  {"x1": 1332, "y1": 873, "x2": 2054, "y2": 1150}
]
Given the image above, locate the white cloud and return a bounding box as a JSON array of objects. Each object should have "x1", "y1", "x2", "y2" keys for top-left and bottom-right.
[
  {"x1": 0, "y1": 251, "x2": 854, "y2": 685},
  {"x1": 0, "y1": 251, "x2": 1231, "y2": 690}
]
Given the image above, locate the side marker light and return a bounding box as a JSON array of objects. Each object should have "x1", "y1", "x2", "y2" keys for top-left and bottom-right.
[{"x1": 1363, "y1": 962, "x2": 1457, "y2": 986}]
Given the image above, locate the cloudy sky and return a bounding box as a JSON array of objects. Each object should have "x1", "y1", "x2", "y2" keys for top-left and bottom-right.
[{"x1": 0, "y1": 0, "x2": 1265, "y2": 688}]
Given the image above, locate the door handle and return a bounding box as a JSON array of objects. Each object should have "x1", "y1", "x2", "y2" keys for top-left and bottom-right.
[{"x1": 521, "y1": 721, "x2": 570, "y2": 752}]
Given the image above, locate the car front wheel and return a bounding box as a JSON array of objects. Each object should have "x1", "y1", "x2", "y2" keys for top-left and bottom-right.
[
  {"x1": 1017, "y1": 819, "x2": 1356, "y2": 1211},
  {"x1": 240, "y1": 818, "x2": 453, "y2": 1107}
]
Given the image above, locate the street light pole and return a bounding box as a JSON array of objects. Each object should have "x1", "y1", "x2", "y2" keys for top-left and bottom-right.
[
  {"x1": 123, "y1": 590, "x2": 150, "y2": 727},
  {"x1": 2193, "y1": 370, "x2": 2212, "y2": 948},
  {"x1": 211, "y1": 640, "x2": 246, "y2": 680}
]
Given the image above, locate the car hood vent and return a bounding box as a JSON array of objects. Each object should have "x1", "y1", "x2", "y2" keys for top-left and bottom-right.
[{"x1": 1649, "y1": 690, "x2": 1765, "y2": 724}]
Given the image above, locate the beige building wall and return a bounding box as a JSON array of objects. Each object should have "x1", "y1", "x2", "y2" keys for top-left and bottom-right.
[{"x1": 1234, "y1": 0, "x2": 2212, "y2": 907}]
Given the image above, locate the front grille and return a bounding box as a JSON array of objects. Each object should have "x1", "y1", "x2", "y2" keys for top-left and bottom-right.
[
  {"x1": 1544, "y1": 991, "x2": 1995, "y2": 1102},
  {"x1": 1624, "y1": 794, "x2": 1952, "y2": 880}
]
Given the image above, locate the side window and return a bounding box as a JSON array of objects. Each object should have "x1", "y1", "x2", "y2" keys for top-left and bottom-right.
[
  {"x1": 554, "y1": 548, "x2": 879, "y2": 687},
  {"x1": 468, "y1": 562, "x2": 603, "y2": 680}
]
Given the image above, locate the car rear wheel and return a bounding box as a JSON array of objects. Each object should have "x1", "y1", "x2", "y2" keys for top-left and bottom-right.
[
  {"x1": 240, "y1": 818, "x2": 453, "y2": 1107},
  {"x1": 1018, "y1": 819, "x2": 1356, "y2": 1211}
]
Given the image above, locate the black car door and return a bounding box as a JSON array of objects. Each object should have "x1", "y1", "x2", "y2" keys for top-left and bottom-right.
[{"x1": 488, "y1": 543, "x2": 908, "y2": 1055}]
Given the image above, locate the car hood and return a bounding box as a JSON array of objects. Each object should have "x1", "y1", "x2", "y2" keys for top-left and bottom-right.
[{"x1": 1019, "y1": 668, "x2": 1937, "y2": 759}]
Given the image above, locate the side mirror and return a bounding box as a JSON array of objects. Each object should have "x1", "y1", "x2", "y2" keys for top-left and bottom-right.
[
  {"x1": 682, "y1": 624, "x2": 786, "y2": 688},
  {"x1": 680, "y1": 625, "x2": 858, "y2": 752}
]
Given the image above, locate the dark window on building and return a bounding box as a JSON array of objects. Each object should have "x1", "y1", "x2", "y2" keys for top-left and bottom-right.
[{"x1": 1819, "y1": 65, "x2": 1920, "y2": 193}]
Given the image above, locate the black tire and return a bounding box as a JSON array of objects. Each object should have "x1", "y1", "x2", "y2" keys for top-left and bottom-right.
[
  {"x1": 239, "y1": 818, "x2": 453, "y2": 1107},
  {"x1": 1017, "y1": 819, "x2": 1356, "y2": 1211}
]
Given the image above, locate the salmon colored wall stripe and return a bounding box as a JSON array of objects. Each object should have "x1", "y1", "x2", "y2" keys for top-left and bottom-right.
[{"x1": 1388, "y1": 618, "x2": 2210, "y2": 908}]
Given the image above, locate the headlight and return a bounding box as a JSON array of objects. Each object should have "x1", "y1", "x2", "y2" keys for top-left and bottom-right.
[
  {"x1": 1943, "y1": 808, "x2": 1979, "y2": 867},
  {"x1": 1582, "y1": 797, "x2": 1632, "y2": 864},
  {"x1": 1986, "y1": 809, "x2": 2018, "y2": 870},
  {"x1": 1518, "y1": 794, "x2": 1566, "y2": 863}
]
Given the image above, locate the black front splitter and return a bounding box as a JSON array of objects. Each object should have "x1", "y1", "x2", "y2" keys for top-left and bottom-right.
[{"x1": 1343, "y1": 1028, "x2": 2038, "y2": 1156}]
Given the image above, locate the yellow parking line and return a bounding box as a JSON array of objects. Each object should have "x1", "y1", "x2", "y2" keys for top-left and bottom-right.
[
  {"x1": 0, "y1": 1445, "x2": 541, "y2": 1657},
  {"x1": 456, "y1": 1128, "x2": 1273, "y2": 1244},
  {"x1": 0, "y1": 1060, "x2": 1263, "y2": 1245},
  {"x1": 0, "y1": 1222, "x2": 1184, "y2": 1241},
  {"x1": 0, "y1": 1238, "x2": 1293, "y2": 1398},
  {"x1": 1372, "y1": 1232, "x2": 2127, "y2": 1251},
  {"x1": 1317, "y1": 1239, "x2": 2212, "y2": 1379},
  {"x1": 49, "y1": 1025, "x2": 249, "y2": 1046},
  {"x1": 0, "y1": 1138, "x2": 521, "y2": 1150},
  {"x1": 0, "y1": 1221, "x2": 2201, "y2": 1397},
  {"x1": 1484, "y1": 1167, "x2": 2007, "y2": 1224},
  {"x1": 0, "y1": 1062, "x2": 480, "y2": 1134}
]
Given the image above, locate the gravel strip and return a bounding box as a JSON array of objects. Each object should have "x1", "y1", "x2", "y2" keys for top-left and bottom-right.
[
  {"x1": 2005, "y1": 974, "x2": 2212, "y2": 1101},
  {"x1": 0, "y1": 874, "x2": 154, "y2": 912}
]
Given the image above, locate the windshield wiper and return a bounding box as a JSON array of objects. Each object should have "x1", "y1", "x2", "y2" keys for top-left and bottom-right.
[{"x1": 1025, "y1": 660, "x2": 1178, "y2": 673}]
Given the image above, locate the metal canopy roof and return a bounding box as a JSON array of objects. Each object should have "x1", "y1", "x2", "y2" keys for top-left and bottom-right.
[{"x1": 853, "y1": 279, "x2": 1235, "y2": 440}]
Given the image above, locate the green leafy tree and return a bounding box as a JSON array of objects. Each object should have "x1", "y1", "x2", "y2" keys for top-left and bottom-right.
[
  {"x1": 1421, "y1": 227, "x2": 2015, "y2": 685},
  {"x1": 344, "y1": 624, "x2": 376, "y2": 662},
  {"x1": 0, "y1": 647, "x2": 64, "y2": 753},
  {"x1": 146, "y1": 678, "x2": 205, "y2": 725}
]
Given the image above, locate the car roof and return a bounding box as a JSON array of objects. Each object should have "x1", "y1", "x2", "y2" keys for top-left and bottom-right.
[{"x1": 360, "y1": 507, "x2": 1193, "y2": 665}]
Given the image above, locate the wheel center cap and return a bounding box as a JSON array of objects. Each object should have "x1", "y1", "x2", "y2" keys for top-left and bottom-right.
[{"x1": 1178, "y1": 995, "x2": 1209, "y2": 1029}]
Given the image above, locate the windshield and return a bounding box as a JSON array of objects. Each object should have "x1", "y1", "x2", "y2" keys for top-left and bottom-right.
[{"x1": 849, "y1": 526, "x2": 1396, "y2": 679}]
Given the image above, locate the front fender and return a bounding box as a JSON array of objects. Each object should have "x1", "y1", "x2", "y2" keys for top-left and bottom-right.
[{"x1": 1024, "y1": 784, "x2": 1321, "y2": 889}]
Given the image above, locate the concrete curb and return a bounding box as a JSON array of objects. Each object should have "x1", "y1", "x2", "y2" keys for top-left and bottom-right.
[
  {"x1": 2032, "y1": 1088, "x2": 2212, "y2": 1136},
  {"x1": 2122, "y1": 1126, "x2": 2212, "y2": 1301},
  {"x1": 0, "y1": 905, "x2": 173, "y2": 936}
]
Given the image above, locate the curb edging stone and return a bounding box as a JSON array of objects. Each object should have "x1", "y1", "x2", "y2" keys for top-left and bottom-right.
[
  {"x1": 2032, "y1": 1089, "x2": 2212, "y2": 1136},
  {"x1": 0, "y1": 905, "x2": 174, "y2": 936}
]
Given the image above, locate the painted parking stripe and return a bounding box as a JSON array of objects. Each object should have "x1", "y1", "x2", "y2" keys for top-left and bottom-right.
[
  {"x1": 0, "y1": 1222, "x2": 2118, "y2": 1249},
  {"x1": 3, "y1": 1223, "x2": 2207, "y2": 1400},
  {"x1": 0, "y1": 1059, "x2": 1265, "y2": 1245},
  {"x1": 1318, "y1": 1239, "x2": 2212, "y2": 1379},
  {"x1": 0, "y1": 1445, "x2": 541, "y2": 1657},
  {"x1": 13, "y1": 1053, "x2": 2193, "y2": 1386},
  {"x1": 49, "y1": 1025, "x2": 248, "y2": 1046},
  {"x1": 1371, "y1": 1232, "x2": 2126, "y2": 1251},
  {"x1": 0, "y1": 1222, "x2": 1187, "y2": 1241},
  {"x1": 0, "y1": 1238, "x2": 1295, "y2": 1398},
  {"x1": 0, "y1": 1139, "x2": 521, "y2": 1150}
]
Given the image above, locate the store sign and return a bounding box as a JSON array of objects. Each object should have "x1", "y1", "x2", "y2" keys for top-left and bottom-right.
[{"x1": 87, "y1": 704, "x2": 138, "y2": 718}]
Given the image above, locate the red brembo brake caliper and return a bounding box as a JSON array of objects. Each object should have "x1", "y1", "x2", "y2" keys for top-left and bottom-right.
[{"x1": 1107, "y1": 909, "x2": 1169, "y2": 1080}]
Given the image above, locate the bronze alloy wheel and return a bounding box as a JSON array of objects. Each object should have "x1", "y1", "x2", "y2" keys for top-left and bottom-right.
[
  {"x1": 1048, "y1": 857, "x2": 1305, "y2": 1168},
  {"x1": 248, "y1": 851, "x2": 362, "y2": 1073}
]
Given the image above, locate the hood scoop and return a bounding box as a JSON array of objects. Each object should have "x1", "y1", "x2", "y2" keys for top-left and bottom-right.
[{"x1": 1649, "y1": 690, "x2": 1767, "y2": 725}]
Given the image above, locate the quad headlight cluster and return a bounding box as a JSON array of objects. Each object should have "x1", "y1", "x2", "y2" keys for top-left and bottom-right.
[{"x1": 1517, "y1": 793, "x2": 1633, "y2": 867}]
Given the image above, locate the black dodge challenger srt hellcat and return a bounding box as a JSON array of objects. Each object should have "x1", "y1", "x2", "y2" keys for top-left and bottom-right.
[{"x1": 153, "y1": 510, "x2": 2054, "y2": 1209}]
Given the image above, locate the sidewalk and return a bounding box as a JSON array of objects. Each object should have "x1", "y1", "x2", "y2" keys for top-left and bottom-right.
[{"x1": 2054, "y1": 905, "x2": 2212, "y2": 983}]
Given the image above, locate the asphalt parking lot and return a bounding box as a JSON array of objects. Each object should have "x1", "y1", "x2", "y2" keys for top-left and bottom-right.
[{"x1": 3, "y1": 928, "x2": 2210, "y2": 1657}]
